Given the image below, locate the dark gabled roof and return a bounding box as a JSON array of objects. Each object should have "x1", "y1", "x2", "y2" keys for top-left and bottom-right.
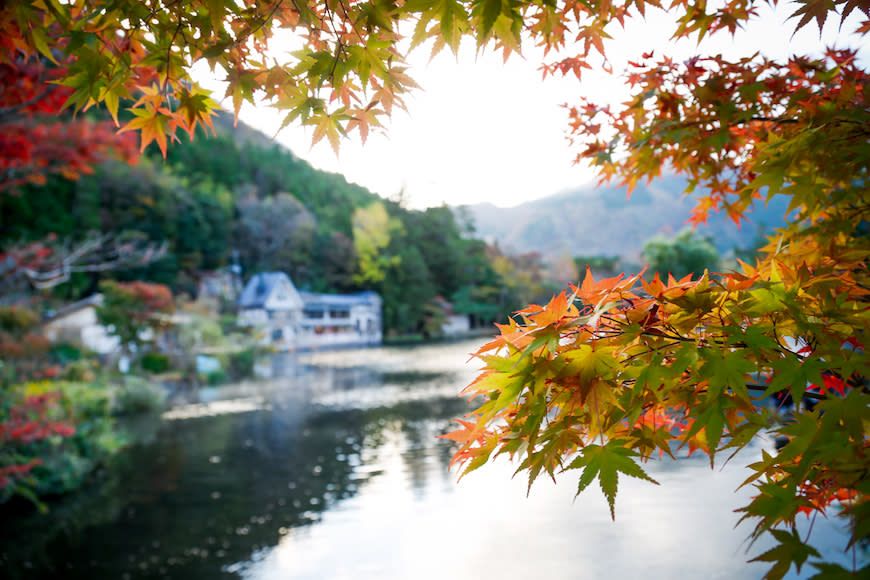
[
  {"x1": 238, "y1": 271, "x2": 300, "y2": 309},
  {"x1": 43, "y1": 294, "x2": 104, "y2": 323}
]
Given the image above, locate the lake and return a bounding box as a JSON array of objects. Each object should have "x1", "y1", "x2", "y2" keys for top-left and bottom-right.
[{"x1": 0, "y1": 339, "x2": 861, "y2": 579}]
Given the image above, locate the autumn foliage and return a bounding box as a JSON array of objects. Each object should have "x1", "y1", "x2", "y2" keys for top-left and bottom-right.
[
  {"x1": 0, "y1": 42, "x2": 138, "y2": 193},
  {"x1": 0, "y1": 305, "x2": 58, "y2": 386},
  {"x1": 446, "y1": 18, "x2": 869, "y2": 580},
  {"x1": 3, "y1": 0, "x2": 869, "y2": 577},
  {"x1": 0, "y1": 392, "x2": 76, "y2": 494},
  {"x1": 96, "y1": 280, "x2": 174, "y2": 351}
]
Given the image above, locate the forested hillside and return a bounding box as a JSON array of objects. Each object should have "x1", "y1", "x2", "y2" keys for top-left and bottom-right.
[
  {"x1": 463, "y1": 175, "x2": 790, "y2": 261},
  {"x1": 0, "y1": 112, "x2": 529, "y2": 336}
]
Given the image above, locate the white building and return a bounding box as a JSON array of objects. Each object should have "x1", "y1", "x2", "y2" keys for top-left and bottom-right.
[
  {"x1": 42, "y1": 294, "x2": 120, "y2": 355},
  {"x1": 237, "y1": 272, "x2": 382, "y2": 350},
  {"x1": 432, "y1": 296, "x2": 472, "y2": 337},
  {"x1": 297, "y1": 290, "x2": 382, "y2": 348}
]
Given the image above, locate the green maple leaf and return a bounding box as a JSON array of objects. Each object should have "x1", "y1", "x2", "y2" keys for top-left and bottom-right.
[
  {"x1": 175, "y1": 85, "x2": 219, "y2": 136},
  {"x1": 765, "y1": 356, "x2": 827, "y2": 403},
  {"x1": 203, "y1": 0, "x2": 228, "y2": 32},
  {"x1": 738, "y1": 480, "x2": 808, "y2": 538},
  {"x1": 807, "y1": 562, "x2": 870, "y2": 579},
  {"x1": 566, "y1": 439, "x2": 659, "y2": 520},
  {"x1": 224, "y1": 67, "x2": 260, "y2": 117},
  {"x1": 699, "y1": 348, "x2": 756, "y2": 402},
  {"x1": 439, "y1": 0, "x2": 470, "y2": 54},
  {"x1": 749, "y1": 528, "x2": 820, "y2": 580},
  {"x1": 306, "y1": 110, "x2": 349, "y2": 155},
  {"x1": 630, "y1": 352, "x2": 672, "y2": 397}
]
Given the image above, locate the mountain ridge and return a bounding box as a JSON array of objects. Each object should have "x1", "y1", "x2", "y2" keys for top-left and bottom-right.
[{"x1": 459, "y1": 176, "x2": 789, "y2": 262}]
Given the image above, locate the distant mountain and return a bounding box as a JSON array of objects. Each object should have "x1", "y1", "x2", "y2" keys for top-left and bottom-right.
[
  {"x1": 460, "y1": 176, "x2": 790, "y2": 262},
  {"x1": 211, "y1": 110, "x2": 290, "y2": 151}
]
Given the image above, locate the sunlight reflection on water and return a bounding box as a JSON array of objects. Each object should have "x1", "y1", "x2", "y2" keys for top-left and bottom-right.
[
  {"x1": 228, "y1": 341, "x2": 859, "y2": 580},
  {"x1": 233, "y1": 426, "x2": 767, "y2": 580}
]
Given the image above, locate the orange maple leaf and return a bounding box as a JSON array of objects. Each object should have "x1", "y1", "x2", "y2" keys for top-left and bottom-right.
[{"x1": 439, "y1": 418, "x2": 489, "y2": 444}]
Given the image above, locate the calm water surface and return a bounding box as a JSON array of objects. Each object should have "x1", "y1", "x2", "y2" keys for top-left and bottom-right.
[{"x1": 1, "y1": 340, "x2": 861, "y2": 579}]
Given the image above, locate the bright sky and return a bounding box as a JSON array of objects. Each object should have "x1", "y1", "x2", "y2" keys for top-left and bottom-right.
[{"x1": 198, "y1": 3, "x2": 863, "y2": 209}]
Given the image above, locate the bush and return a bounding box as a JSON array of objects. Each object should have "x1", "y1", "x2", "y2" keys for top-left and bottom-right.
[
  {"x1": 111, "y1": 376, "x2": 166, "y2": 415},
  {"x1": 50, "y1": 343, "x2": 81, "y2": 364},
  {"x1": 1, "y1": 381, "x2": 123, "y2": 504},
  {"x1": 227, "y1": 347, "x2": 256, "y2": 380},
  {"x1": 61, "y1": 360, "x2": 96, "y2": 382},
  {"x1": 0, "y1": 306, "x2": 39, "y2": 333},
  {"x1": 140, "y1": 352, "x2": 170, "y2": 374},
  {"x1": 205, "y1": 369, "x2": 228, "y2": 386}
]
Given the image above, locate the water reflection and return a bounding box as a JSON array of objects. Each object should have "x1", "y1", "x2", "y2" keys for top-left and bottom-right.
[{"x1": 0, "y1": 340, "x2": 862, "y2": 579}]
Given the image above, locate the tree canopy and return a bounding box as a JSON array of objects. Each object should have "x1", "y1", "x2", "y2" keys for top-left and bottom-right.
[
  {"x1": 643, "y1": 229, "x2": 720, "y2": 280},
  {"x1": 4, "y1": 0, "x2": 870, "y2": 577}
]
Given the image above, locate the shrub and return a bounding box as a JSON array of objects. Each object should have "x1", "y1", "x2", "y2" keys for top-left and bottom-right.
[
  {"x1": 140, "y1": 352, "x2": 170, "y2": 374},
  {"x1": 50, "y1": 343, "x2": 81, "y2": 364},
  {"x1": 205, "y1": 369, "x2": 228, "y2": 386},
  {"x1": 227, "y1": 347, "x2": 256, "y2": 380},
  {"x1": 61, "y1": 360, "x2": 96, "y2": 382},
  {"x1": 1, "y1": 381, "x2": 123, "y2": 505},
  {"x1": 111, "y1": 376, "x2": 166, "y2": 415}
]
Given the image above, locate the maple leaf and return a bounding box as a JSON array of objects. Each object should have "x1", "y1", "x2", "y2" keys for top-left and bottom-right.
[
  {"x1": 346, "y1": 103, "x2": 384, "y2": 144},
  {"x1": 306, "y1": 110, "x2": 349, "y2": 155},
  {"x1": 749, "y1": 528, "x2": 820, "y2": 580},
  {"x1": 566, "y1": 439, "x2": 659, "y2": 520},
  {"x1": 788, "y1": 0, "x2": 836, "y2": 34},
  {"x1": 118, "y1": 107, "x2": 172, "y2": 157},
  {"x1": 440, "y1": 417, "x2": 488, "y2": 444},
  {"x1": 224, "y1": 66, "x2": 260, "y2": 118},
  {"x1": 173, "y1": 85, "x2": 219, "y2": 138},
  {"x1": 525, "y1": 291, "x2": 572, "y2": 328}
]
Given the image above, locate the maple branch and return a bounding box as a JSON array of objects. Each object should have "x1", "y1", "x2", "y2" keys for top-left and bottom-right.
[
  {"x1": 745, "y1": 382, "x2": 826, "y2": 401},
  {"x1": 0, "y1": 86, "x2": 56, "y2": 122},
  {"x1": 619, "y1": 340, "x2": 689, "y2": 363},
  {"x1": 144, "y1": 0, "x2": 185, "y2": 20},
  {"x1": 163, "y1": 19, "x2": 185, "y2": 93},
  {"x1": 248, "y1": 0, "x2": 285, "y2": 40},
  {"x1": 1, "y1": 233, "x2": 168, "y2": 291},
  {"x1": 220, "y1": 0, "x2": 286, "y2": 56},
  {"x1": 322, "y1": 2, "x2": 350, "y2": 85}
]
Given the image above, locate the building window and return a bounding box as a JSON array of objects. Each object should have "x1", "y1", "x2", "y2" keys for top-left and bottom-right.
[
  {"x1": 304, "y1": 309, "x2": 324, "y2": 319},
  {"x1": 329, "y1": 309, "x2": 350, "y2": 319}
]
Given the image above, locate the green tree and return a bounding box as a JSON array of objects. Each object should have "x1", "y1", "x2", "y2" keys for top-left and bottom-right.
[
  {"x1": 380, "y1": 243, "x2": 436, "y2": 335},
  {"x1": 574, "y1": 255, "x2": 621, "y2": 277},
  {"x1": 352, "y1": 201, "x2": 402, "y2": 285},
  {"x1": 235, "y1": 192, "x2": 317, "y2": 282},
  {"x1": 642, "y1": 229, "x2": 720, "y2": 280},
  {"x1": 313, "y1": 231, "x2": 358, "y2": 293}
]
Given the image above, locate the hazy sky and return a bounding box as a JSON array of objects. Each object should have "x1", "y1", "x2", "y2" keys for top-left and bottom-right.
[{"x1": 198, "y1": 4, "x2": 862, "y2": 209}]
